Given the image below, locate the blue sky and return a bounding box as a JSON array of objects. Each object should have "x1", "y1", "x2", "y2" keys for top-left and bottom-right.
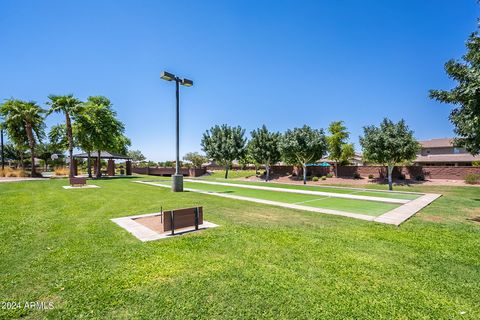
[{"x1": 0, "y1": 0, "x2": 478, "y2": 161}]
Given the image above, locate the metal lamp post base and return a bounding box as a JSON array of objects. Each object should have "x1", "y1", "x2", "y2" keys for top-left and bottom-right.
[{"x1": 172, "y1": 174, "x2": 184, "y2": 192}]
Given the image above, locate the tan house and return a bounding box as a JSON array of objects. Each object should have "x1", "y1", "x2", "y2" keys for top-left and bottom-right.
[
  {"x1": 414, "y1": 138, "x2": 479, "y2": 166},
  {"x1": 319, "y1": 153, "x2": 365, "y2": 166}
]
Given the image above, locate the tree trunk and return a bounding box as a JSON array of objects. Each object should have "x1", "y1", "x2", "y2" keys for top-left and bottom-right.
[
  {"x1": 87, "y1": 151, "x2": 92, "y2": 178},
  {"x1": 30, "y1": 147, "x2": 36, "y2": 176},
  {"x1": 44, "y1": 159, "x2": 48, "y2": 171},
  {"x1": 387, "y1": 164, "x2": 394, "y2": 191},
  {"x1": 96, "y1": 150, "x2": 101, "y2": 178},
  {"x1": 303, "y1": 164, "x2": 307, "y2": 185},
  {"x1": 25, "y1": 124, "x2": 37, "y2": 177},
  {"x1": 224, "y1": 164, "x2": 229, "y2": 179},
  {"x1": 265, "y1": 163, "x2": 270, "y2": 181},
  {"x1": 335, "y1": 160, "x2": 338, "y2": 177},
  {"x1": 19, "y1": 151, "x2": 24, "y2": 169},
  {"x1": 66, "y1": 113, "x2": 74, "y2": 178}
]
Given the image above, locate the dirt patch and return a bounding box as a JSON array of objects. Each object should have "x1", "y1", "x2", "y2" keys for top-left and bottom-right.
[
  {"x1": 467, "y1": 216, "x2": 480, "y2": 223},
  {"x1": 420, "y1": 215, "x2": 445, "y2": 223},
  {"x1": 134, "y1": 215, "x2": 164, "y2": 233}
]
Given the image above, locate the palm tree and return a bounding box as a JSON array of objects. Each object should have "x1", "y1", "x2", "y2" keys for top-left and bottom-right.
[
  {"x1": 0, "y1": 99, "x2": 45, "y2": 176},
  {"x1": 47, "y1": 95, "x2": 82, "y2": 177}
]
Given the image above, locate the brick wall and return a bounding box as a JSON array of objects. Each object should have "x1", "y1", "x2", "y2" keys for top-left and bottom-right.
[
  {"x1": 405, "y1": 166, "x2": 480, "y2": 180},
  {"x1": 283, "y1": 165, "x2": 480, "y2": 180},
  {"x1": 131, "y1": 167, "x2": 206, "y2": 177},
  {"x1": 141, "y1": 165, "x2": 479, "y2": 180},
  {"x1": 336, "y1": 165, "x2": 480, "y2": 180}
]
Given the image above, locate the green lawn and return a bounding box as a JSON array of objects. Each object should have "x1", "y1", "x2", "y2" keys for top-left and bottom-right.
[
  {"x1": 1, "y1": 177, "x2": 479, "y2": 319},
  {"x1": 201, "y1": 169, "x2": 258, "y2": 180}
]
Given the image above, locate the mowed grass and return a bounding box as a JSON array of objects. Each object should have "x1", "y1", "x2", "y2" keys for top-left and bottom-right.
[
  {"x1": 201, "y1": 169, "x2": 258, "y2": 180},
  {"x1": 0, "y1": 177, "x2": 479, "y2": 319},
  {"x1": 149, "y1": 180, "x2": 400, "y2": 216}
]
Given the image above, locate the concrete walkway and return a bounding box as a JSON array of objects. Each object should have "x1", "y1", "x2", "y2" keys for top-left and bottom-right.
[
  {"x1": 183, "y1": 179, "x2": 409, "y2": 204},
  {"x1": 374, "y1": 193, "x2": 442, "y2": 226},
  {"x1": 0, "y1": 177, "x2": 48, "y2": 183}
]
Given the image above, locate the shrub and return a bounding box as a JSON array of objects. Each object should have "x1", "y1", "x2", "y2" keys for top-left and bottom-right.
[
  {"x1": 398, "y1": 173, "x2": 406, "y2": 180},
  {"x1": 465, "y1": 173, "x2": 480, "y2": 185},
  {"x1": 321, "y1": 176, "x2": 327, "y2": 180},
  {"x1": 368, "y1": 174, "x2": 374, "y2": 179},
  {"x1": 312, "y1": 176, "x2": 319, "y2": 182},
  {"x1": 415, "y1": 175, "x2": 425, "y2": 181},
  {"x1": 353, "y1": 172, "x2": 361, "y2": 179},
  {"x1": 326, "y1": 173, "x2": 333, "y2": 178},
  {"x1": 0, "y1": 168, "x2": 28, "y2": 177},
  {"x1": 54, "y1": 167, "x2": 69, "y2": 176}
]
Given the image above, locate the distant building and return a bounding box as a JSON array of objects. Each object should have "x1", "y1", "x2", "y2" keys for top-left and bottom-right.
[
  {"x1": 319, "y1": 153, "x2": 364, "y2": 166},
  {"x1": 414, "y1": 138, "x2": 479, "y2": 166}
]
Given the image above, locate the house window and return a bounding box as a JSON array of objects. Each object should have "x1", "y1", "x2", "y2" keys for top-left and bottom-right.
[{"x1": 453, "y1": 148, "x2": 460, "y2": 154}]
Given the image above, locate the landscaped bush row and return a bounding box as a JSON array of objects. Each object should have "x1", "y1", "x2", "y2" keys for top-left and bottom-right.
[
  {"x1": 306, "y1": 173, "x2": 336, "y2": 181},
  {"x1": 54, "y1": 167, "x2": 70, "y2": 176},
  {"x1": 0, "y1": 168, "x2": 28, "y2": 177},
  {"x1": 465, "y1": 173, "x2": 480, "y2": 184}
]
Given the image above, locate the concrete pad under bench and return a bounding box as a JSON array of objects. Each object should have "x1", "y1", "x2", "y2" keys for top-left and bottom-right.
[{"x1": 111, "y1": 211, "x2": 219, "y2": 242}]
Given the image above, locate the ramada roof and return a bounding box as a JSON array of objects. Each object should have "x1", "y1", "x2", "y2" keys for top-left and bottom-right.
[
  {"x1": 73, "y1": 151, "x2": 131, "y2": 160},
  {"x1": 419, "y1": 138, "x2": 454, "y2": 148},
  {"x1": 415, "y1": 154, "x2": 478, "y2": 163}
]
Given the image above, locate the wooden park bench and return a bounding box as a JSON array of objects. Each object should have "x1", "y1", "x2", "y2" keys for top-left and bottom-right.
[
  {"x1": 133, "y1": 207, "x2": 203, "y2": 235},
  {"x1": 69, "y1": 176, "x2": 87, "y2": 187}
]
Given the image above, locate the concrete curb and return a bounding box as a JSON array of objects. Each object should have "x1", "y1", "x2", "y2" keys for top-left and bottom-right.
[{"x1": 374, "y1": 193, "x2": 442, "y2": 226}]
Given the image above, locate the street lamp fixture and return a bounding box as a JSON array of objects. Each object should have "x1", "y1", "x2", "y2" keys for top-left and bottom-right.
[
  {"x1": 160, "y1": 71, "x2": 176, "y2": 81},
  {"x1": 181, "y1": 78, "x2": 193, "y2": 87},
  {"x1": 160, "y1": 71, "x2": 194, "y2": 192}
]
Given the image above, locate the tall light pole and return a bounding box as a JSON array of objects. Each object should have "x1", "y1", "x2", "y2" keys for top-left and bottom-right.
[{"x1": 160, "y1": 71, "x2": 193, "y2": 192}]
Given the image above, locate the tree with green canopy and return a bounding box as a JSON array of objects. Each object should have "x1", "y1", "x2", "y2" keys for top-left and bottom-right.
[
  {"x1": 80, "y1": 96, "x2": 127, "y2": 178},
  {"x1": 128, "y1": 149, "x2": 146, "y2": 163},
  {"x1": 429, "y1": 23, "x2": 480, "y2": 155},
  {"x1": 201, "y1": 124, "x2": 246, "y2": 179},
  {"x1": 36, "y1": 142, "x2": 64, "y2": 171},
  {"x1": 183, "y1": 152, "x2": 207, "y2": 169},
  {"x1": 111, "y1": 134, "x2": 131, "y2": 155},
  {"x1": 248, "y1": 125, "x2": 281, "y2": 181},
  {"x1": 73, "y1": 113, "x2": 95, "y2": 177},
  {"x1": 326, "y1": 121, "x2": 355, "y2": 176},
  {"x1": 238, "y1": 148, "x2": 258, "y2": 171},
  {"x1": 280, "y1": 125, "x2": 327, "y2": 185},
  {"x1": 47, "y1": 95, "x2": 83, "y2": 177},
  {"x1": 0, "y1": 99, "x2": 45, "y2": 176},
  {"x1": 360, "y1": 118, "x2": 419, "y2": 190},
  {"x1": 2, "y1": 143, "x2": 20, "y2": 166},
  {"x1": 48, "y1": 124, "x2": 68, "y2": 151}
]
